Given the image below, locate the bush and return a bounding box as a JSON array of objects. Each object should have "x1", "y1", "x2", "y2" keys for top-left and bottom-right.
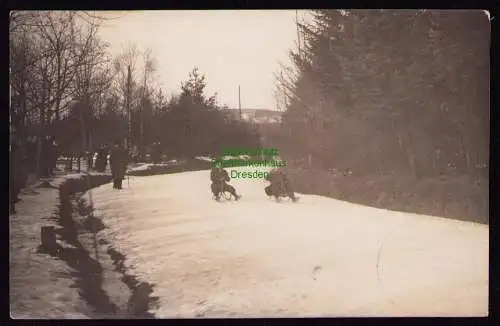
[{"x1": 288, "y1": 167, "x2": 488, "y2": 224}]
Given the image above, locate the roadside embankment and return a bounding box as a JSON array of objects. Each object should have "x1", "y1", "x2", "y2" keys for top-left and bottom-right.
[
  {"x1": 55, "y1": 174, "x2": 160, "y2": 318},
  {"x1": 11, "y1": 172, "x2": 160, "y2": 319}
]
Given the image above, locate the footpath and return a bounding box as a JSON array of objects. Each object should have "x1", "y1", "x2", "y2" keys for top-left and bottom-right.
[
  {"x1": 10, "y1": 160, "x2": 210, "y2": 319},
  {"x1": 10, "y1": 163, "x2": 168, "y2": 319}
]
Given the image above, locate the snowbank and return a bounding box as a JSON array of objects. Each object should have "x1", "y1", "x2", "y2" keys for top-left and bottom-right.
[{"x1": 91, "y1": 166, "x2": 488, "y2": 317}]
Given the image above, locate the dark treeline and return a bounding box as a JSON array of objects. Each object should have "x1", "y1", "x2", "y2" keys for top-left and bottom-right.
[
  {"x1": 9, "y1": 11, "x2": 259, "y2": 210},
  {"x1": 270, "y1": 10, "x2": 489, "y2": 222},
  {"x1": 10, "y1": 10, "x2": 489, "y2": 222}
]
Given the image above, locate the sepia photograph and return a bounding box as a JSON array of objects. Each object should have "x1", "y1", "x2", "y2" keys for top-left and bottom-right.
[{"x1": 9, "y1": 9, "x2": 489, "y2": 318}]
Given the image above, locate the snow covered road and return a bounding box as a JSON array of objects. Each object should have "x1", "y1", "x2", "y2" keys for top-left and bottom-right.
[{"x1": 91, "y1": 166, "x2": 488, "y2": 317}]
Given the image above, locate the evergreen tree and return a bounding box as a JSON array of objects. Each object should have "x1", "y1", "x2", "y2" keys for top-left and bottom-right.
[{"x1": 278, "y1": 9, "x2": 489, "y2": 177}]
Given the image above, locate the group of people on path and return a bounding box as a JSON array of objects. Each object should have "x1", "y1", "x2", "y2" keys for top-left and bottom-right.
[
  {"x1": 209, "y1": 159, "x2": 298, "y2": 202},
  {"x1": 9, "y1": 133, "x2": 130, "y2": 213},
  {"x1": 109, "y1": 141, "x2": 128, "y2": 189}
]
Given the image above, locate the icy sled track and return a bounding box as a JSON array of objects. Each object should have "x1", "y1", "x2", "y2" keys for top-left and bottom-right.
[{"x1": 91, "y1": 166, "x2": 488, "y2": 317}]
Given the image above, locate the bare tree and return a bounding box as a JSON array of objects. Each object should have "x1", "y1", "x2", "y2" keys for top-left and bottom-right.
[
  {"x1": 10, "y1": 10, "x2": 116, "y2": 174},
  {"x1": 71, "y1": 21, "x2": 113, "y2": 152},
  {"x1": 10, "y1": 32, "x2": 35, "y2": 133},
  {"x1": 138, "y1": 48, "x2": 158, "y2": 154},
  {"x1": 112, "y1": 43, "x2": 141, "y2": 109}
]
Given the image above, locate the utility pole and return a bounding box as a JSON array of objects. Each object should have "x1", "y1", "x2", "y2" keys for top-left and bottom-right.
[{"x1": 238, "y1": 85, "x2": 242, "y2": 120}]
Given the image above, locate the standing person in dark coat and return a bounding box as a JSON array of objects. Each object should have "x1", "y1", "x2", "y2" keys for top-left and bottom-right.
[
  {"x1": 95, "y1": 145, "x2": 108, "y2": 172},
  {"x1": 110, "y1": 141, "x2": 128, "y2": 189},
  {"x1": 86, "y1": 149, "x2": 94, "y2": 171}
]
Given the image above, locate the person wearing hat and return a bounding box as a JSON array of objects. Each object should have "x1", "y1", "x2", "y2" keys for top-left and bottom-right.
[
  {"x1": 95, "y1": 145, "x2": 108, "y2": 172},
  {"x1": 265, "y1": 167, "x2": 298, "y2": 202},
  {"x1": 210, "y1": 158, "x2": 241, "y2": 201}
]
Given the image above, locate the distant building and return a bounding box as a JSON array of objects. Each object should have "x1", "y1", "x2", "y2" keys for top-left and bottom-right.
[{"x1": 223, "y1": 108, "x2": 283, "y2": 124}]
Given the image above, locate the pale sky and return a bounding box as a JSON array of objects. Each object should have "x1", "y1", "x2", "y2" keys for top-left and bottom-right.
[{"x1": 98, "y1": 10, "x2": 309, "y2": 110}]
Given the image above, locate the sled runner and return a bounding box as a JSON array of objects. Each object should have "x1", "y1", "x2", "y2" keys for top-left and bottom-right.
[
  {"x1": 265, "y1": 183, "x2": 299, "y2": 202},
  {"x1": 268, "y1": 194, "x2": 300, "y2": 203},
  {"x1": 213, "y1": 192, "x2": 242, "y2": 202},
  {"x1": 214, "y1": 190, "x2": 232, "y2": 201}
]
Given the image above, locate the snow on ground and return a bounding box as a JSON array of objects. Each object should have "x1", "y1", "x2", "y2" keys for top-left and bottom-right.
[
  {"x1": 9, "y1": 174, "x2": 92, "y2": 319},
  {"x1": 91, "y1": 166, "x2": 488, "y2": 317},
  {"x1": 9, "y1": 172, "x2": 115, "y2": 319},
  {"x1": 128, "y1": 163, "x2": 162, "y2": 172}
]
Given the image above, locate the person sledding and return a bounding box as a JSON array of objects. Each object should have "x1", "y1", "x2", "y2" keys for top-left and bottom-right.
[
  {"x1": 210, "y1": 159, "x2": 241, "y2": 201},
  {"x1": 265, "y1": 168, "x2": 299, "y2": 202}
]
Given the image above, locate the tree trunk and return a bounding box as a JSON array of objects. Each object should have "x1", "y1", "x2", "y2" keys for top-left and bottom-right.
[
  {"x1": 36, "y1": 106, "x2": 46, "y2": 177},
  {"x1": 20, "y1": 70, "x2": 28, "y2": 130},
  {"x1": 79, "y1": 100, "x2": 89, "y2": 153}
]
